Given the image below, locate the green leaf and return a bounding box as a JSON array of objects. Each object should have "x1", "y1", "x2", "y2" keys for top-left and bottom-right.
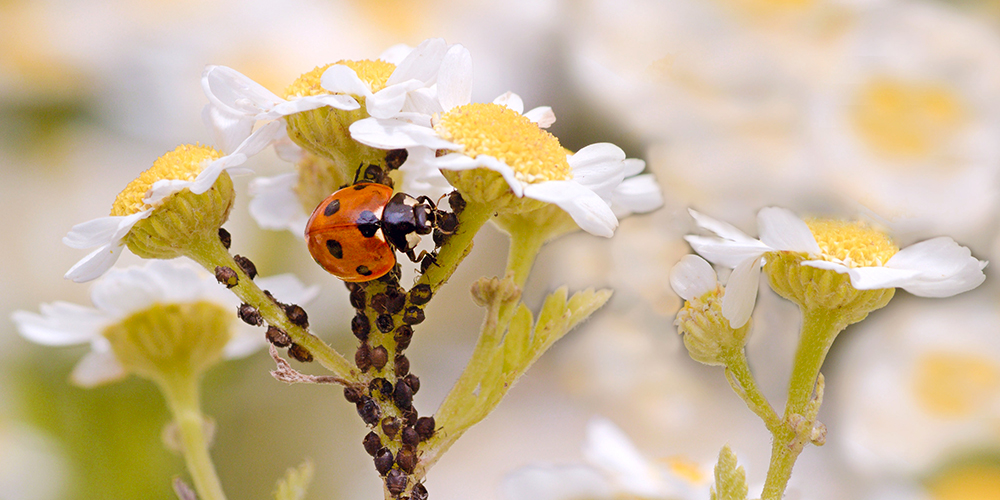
[
  {"x1": 502, "y1": 304, "x2": 534, "y2": 374},
  {"x1": 711, "y1": 445, "x2": 747, "y2": 500},
  {"x1": 274, "y1": 460, "x2": 314, "y2": 500}
]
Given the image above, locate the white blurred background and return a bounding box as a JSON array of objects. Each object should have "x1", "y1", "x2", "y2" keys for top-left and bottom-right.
[{"x1": 3, "y1": 0, "x2": 1000, "y2": 499}]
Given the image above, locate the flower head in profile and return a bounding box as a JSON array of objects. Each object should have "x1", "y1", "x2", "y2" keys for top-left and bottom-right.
[
  {"x1": 685, "y1": 207, "x2": 987, "y2": 327},
  {"x1": 352, "y1": 88, "x2": 659, "y2": 237},
  {"x1": 13, "y1": 260, "x2": 318, "y2": 386},
  {"x1": 503, "y1": 417, "x2": 710, "y2": 500},
  {"x1": 669, "y1": 255, "x2": 752, "y2": 366},
  {"x1": 64, "y1": 135, "x2": 274, "y2": 283}
]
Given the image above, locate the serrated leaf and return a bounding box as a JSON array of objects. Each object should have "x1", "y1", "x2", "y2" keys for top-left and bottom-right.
[
  {"x1": 566, "y1": 288, "x2": 613, "y2": 327},
  {"x1": 534, "y1": 286, "x2": 569, "y2": 335},
  {"x1": 712, "y1": 446, "x2": 747, "y2": 500},
  {"x1": 503, "y1": 304, "x2": 534, "y2": 373},
  {"x1": 274, "y1": 459, "x2": 314, "y2": 500}
]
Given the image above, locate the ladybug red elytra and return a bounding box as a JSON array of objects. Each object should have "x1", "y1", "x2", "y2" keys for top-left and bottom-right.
[{"x1": 305, "y1": 183, "x2": 443, "y2": 282}]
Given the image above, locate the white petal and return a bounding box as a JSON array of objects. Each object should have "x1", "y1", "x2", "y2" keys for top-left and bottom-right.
[
  {"x1": 201, "y1": 65, "x2": 285, "y2": 116},
  {"x1": 684, "y1": 235, "x2": 769, "y2": 269},
  {"x1": 803, "y1": 260, "x2": 921, "y2": 291},
  {"x1": 436, "y1": 44, "x2": 473, "y2": 112},
  {"x1": 492, "y1": 91, "x2": 524, "y2": 114},
  {"x1": 523, "y1": 106, "x2": 556, "y2": 128},
  {"x1": 202, "y1": 104, "x2": 254, "y2": 155},
  {"x1": 502, "y1": 464, "x2": 613, "y2": 500},
  {"x1": 583, "y1": 417, "x2": 664, "y2": 497},
  {"x1": 611, "y1": 174, "x2": 663, "y2": 218},
  {"x1": 688, "y1": 209, "x2": 760, "y2": 245},
  {"x1": 12, "y1": 304, "x2": 105, "y2": 346},
  {"x1": 669, "y1": 255, "x2": 718, "y2": 301},
  {"x1": 886, "y1": 237, "x2": 988, "y2": 297},
  {"x1": 263, "y1": 94, "x2": 359, "y2": 119},
  {"x1": 757, "y1": 207, "x2": 821, "y2": 255},
  {"x1": 230, "y1": 119, "x2": 285, "y2": 159},
  {"x1": 368, "y1": 80, "x2": 423, "y2": 119},
  {"x1": 350, "y1": 118, "x2": 457, "y2": 149},
  {"x1": 523, "y1": 181, "x2": 618, "y2": 237},
  {"x1": 568, "y1": 143, "x2": 627, "y2": 201},
  {"x1": 71, "y1": 348, "x2": 127, "y2": 387},
  {"x1": 64, "y1": 243, "x2": 126, "y2": 283},
  {"x1": 622, "y1": 158, "x2": 646, "y2": 177},
  {"x1": 248, "y1": 173, "x2": 309, "y2": 233},
  {"x1": 721, "y1": 256, "x2": 762, "y2": 328},
  {"x1": 377, "y1": 43, "x2": 413, "y2": 65},
  {"x1": 62, "y1": 217, "x2": 121, "y2": 249},
  {"x1": 320, "y1": 64, "x2": 373, "y2": 97},
  {"x1": 386, "y1": 38, "x2": 448, "y2": 86}
]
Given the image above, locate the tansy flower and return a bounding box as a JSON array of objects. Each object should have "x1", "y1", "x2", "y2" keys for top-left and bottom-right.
[
  {"x1": 63, "y1": 134, "x2": 274, "y2": 282},
  {"x1": 351, "y1": 89, "x2": 644, "y2": 237},
  {"x1": 503, "y1": 417, "x2": 712, "y2": 500},
  {"x1": 13, "y1": 260, "x2": 318, "y2": 386},
  {"x1": 685, "y1": 207, "x2": 987, "y2": 328}
]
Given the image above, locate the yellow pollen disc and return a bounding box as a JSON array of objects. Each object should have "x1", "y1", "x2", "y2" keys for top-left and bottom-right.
[
  {"x1": 804, "y1": 219, "x2": 898, "y2": 267},
  {"x1": 111, "y1": 144, "x2": 221, "y2": 217},
  {"x1": 283, "y1": 59, "x2": 396, "y2": 99},
  {"x1": 660, "y1": 456, "x2": 707, "y2": 485},
  {"x1": 913, "y1": 352, "x2": 1000, "y2": 418},
  {"x1": 435, "y1": 103, "x2": 572, "y2": 184},
  {"x1": 927, "y1": 463, "x2": 1000, "y2": 500},
  {"x1": 851, "y1": 78, "x2": 966, "y2": 159}
]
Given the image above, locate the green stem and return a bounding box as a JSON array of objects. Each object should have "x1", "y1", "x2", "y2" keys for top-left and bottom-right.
[
  {"x1": 185, "y1": 235, "x2": 357, "y2": 383},
  {"x1": 724, "y1": 349, "x2": 780, "y2": 434},
  {"x1": 760, "y1": 308, "x2": 843, "y2": 500},
  {"x1": 418, "y1": 219, "x2": 547, "y2": 474},
  {"x1": 158, "y1": 372, "x2": 227, "y2": 500}
]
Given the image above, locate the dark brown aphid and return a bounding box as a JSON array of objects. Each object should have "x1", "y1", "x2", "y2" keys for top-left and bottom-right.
[
  {"x1": 419, "y1": 252, "x2": 438, "y2": 274},
  {"x1": 376, "y1": 314, "x2": 395, "y2": 333},
  {"x1": 447, "y1": 190, "x2": 466, "y2": 214},
  {"x1": 414, "y1": 416, "x2": 435, "y2": 442},
  {"x1": 381, "y1": 417, "x2": 401, "y2": 439},
  {"x1": 344, "y1": 386, "x2": 364, "y2": 404},
  {"x1": 218, "y1": 228, "x2": 232, "y2": 249},
  {"x1": 349, "y1": 286, "x2": 367, "y2": 310},
  {"x1": 384, "y1": 287, "x2": 406, "y2": 314},
  {"x1": 238, "y1": 303, "x2": 262, "y2": 326},
  {"x1": 395, "y1": 446, "x2": 417, "y2": 474},
  {"x1": 411, "y1": 482, "x2": 428, "y2": 500},
  {"x1": 233, "y1": 255, "x2": 257, "y2": 279},
  {"x1": 285, "y1": 304, "x2": 309, "y2": 328},
  {"x1": 370, "y1": 346, "x2": 389, "y2": 370},
  {"x1": 355, "y1": 344, "x2": 372, "y2": 371},
  {"x1": 394, "y1": 325, "x2": 413, "y2": 351},
  {"x1": 265, "y1": 326, "x2": 292, "y2": 348},
  {"x1": 401, "y1": 426, "x2": 420, "y2": 447},
  {"x1": 369, "y1": 377, "x2": 392, "y2": 397},
  {"x1": 403, "y1": 374, "x2": 420, "y2": 395},
  {"x1": 402, "y1": 306, "x2": 425, "y2": 325},
  {"x1": 214, "y1": 266, "x2": 238, "y2": 288},
  {"x1": 374, "y1": 448, "x2": 394, "y2": 476},
  {"x1": 408, "y1": 284, "x2": 433, "y2": 306},
  {"x1": 386, "y1": 469, "x2": 408, "y2": 495},
  {"x1": 402, "y1": 407, "x2": 419, "y2": 427},
  {"x1": 394, "y1": 355, "x2": 410, "y2": 377},
  {"x1": 357, "y1": 396, "x2": 381, "y2": 426},
  {"x1": 352, "y1": 313, "x2": 371, "y2": 341},
  {"x1": 363, "y1": 431, "x2": 382, "y2": 456},
  {"x1": 393, "y1": 379, "x2": 414, "y2": 410},
  {"x1": 385, "y1": 149, "x2": 408, "y2": 170},
  {"x1": 288, "y1": 344, "x2": 313, "y2": 363}
]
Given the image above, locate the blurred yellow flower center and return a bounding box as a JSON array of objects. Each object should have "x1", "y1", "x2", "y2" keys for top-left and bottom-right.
[
  {"x1": 851, "y1": 78, "x2": 966, "y2": 159},
  {"x1": 284, "y1": 60, "x2": 395, "y2": 98},
  {"x1": 805, "y1": 219, "x2": 898, "y2": 267},
  {"x1": 435, "y1": 103, "x2": 572, "y2": 184},
  {"x1": 111, "y1": 144, "x2": 222, "y2": 217},
  {"x1": 927, "y1": 463, "x2": 1000, "y2": 500},
  {"x1": 913, "y1": 352, "x2": 1000, "y2": 418},
  {"x1": 662, "y1": 456, "x2": 707, "y2": 485}
]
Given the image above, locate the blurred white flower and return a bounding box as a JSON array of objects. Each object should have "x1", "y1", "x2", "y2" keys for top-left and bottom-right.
[
  {"x1": 685, "y1": 207, "x2": 987, "y2": 326},
  {"x1": 836, "y1": 294, "x2": 1000, "y2": 478},
  {"x1": 806, "y1": 1, "x2": 1000, "y2": 250},
  {"x1": 503, "y1": 416, "x2": 711, "y2": 500},
  {"x1": 13, "y1": 260, "x2": 318, "y2": 386},
  {"x1": 0, "y1": 422, "x2": 68, "y2": 500}
]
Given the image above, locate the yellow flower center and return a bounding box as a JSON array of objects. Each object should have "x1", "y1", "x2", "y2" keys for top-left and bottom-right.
[
  {"x1": 111, "y1": 144, "x2": 221, "y2": 217},
  {"x1": 283, "y1": 59, "x2": 396, "y2": 99},
  {"x1": 434, "y1": 103, "x2": 572, "y2": 184},
  {"x1": 913, "y1": 352, "x2": 1000, "y2": 418},
  {"x1": 804, "y1": 219, "x2": 898, "y2": 268},
  {"x1": 927, "y1": 463, "x2": 1000, "y2": 500},
  {"x1": 851, "y1": 78, "x2": 966, "y2": 159},
  {"x1": 661, "y1": 456, "x2": 708, "y2": 485}
]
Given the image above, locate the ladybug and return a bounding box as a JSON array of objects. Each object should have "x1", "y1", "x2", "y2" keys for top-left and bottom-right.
[{"x1": 305, "y1": 183, "x2": 442, "y2": 282}]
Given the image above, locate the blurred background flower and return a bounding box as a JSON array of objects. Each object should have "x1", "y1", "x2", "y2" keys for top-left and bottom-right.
[{"x1": 4, "y1": 0, "x2": 1000, "y2": 499}]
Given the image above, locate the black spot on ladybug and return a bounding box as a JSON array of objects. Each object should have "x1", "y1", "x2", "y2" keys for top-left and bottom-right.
[
  {"x1": 324, "y1": 199, "x2": 341, "y2": 216},
  {"x1": 326, "y1": 239, "x2": 344, "y2": 259},
  {"x1": 385, "y1": 149, "x2": 408, "y2": 169},
  {"x1": 356, "y1": 211, "x2": 380, "y2": 238},
  {"x1": 357, "y1": 265, "x2": 373, "y2": 276},
  {"x1": 353, "y1": 184, "x2": 368, "y2": 191}
]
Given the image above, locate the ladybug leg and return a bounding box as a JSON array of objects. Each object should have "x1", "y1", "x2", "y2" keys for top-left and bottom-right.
[{"x1": 419, "y1": 251, "x2": 439, "y2": 273}]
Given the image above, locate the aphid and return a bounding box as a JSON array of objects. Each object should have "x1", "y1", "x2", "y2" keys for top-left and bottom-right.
[{"x1": 305, "y1": 183, "x2": 447, "y2": 282}]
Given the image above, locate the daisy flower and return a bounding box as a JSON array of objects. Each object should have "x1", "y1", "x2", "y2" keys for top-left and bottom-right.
[
  {"x1": 351, "y1": 88, "x2": 645, "y2": 237},
  {"x1": 64, "y1": 132, "x2": 275, "y2": 283},
  {"x1": 503, "y1": 416, "x2": 712, "y2": 500},
  {"x1": 685, "y1": 207, "x2": 987, "y2": 328},
  {"x1": 13, "y1": 260, "x2": 318, "y2": 386}
]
